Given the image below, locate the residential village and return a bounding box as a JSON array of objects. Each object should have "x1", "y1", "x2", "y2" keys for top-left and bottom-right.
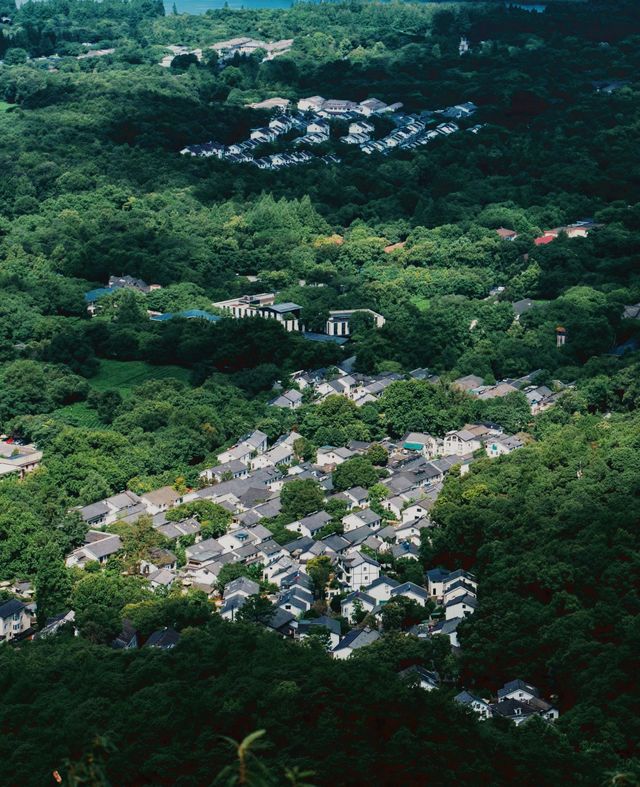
[
  {"x1": 0, "y1": 352, "x2": 562, "y2": 726},
  {"x1": 180, "y1": 93, "x2": 482, "y2": 170}
]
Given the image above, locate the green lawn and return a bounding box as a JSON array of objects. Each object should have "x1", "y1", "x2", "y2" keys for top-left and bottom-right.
[
  {"x1": 88, "y1": 360, "x2": 192, "y2": 394},
  {"x1": 0, "y1": 101, "x2": 14, "y2": 113},
  {"x1": 52, "y1": 402, "x2": 105, "y2": 429},
  {"x1": 410, "y1": 295, "x2": 430, "y2": 312}
]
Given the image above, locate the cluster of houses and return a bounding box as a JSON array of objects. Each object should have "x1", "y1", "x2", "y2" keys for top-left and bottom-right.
[
  {"x1": 84, "y1": 274, "x2": 219, "y2": 323},
  {"x1": 455, "y1": 679, "x2": 559, "y2": 725},
  {"x1": 61, "y1": 401, "x2": 521, "y2": 619},
  {"x1": 159, "y1": 36, "x2": 293, "y2": 68},
  {"x1": 451, "y1": 370, "x2": 566, "y2": 415},
  {"x1": 0, "y1": 391, "x2": 560, "y2": 725},
  {"x1": 84, "y1": 274, "x2": 161, "y2": 316},
  {"x1": 180, "y1": 111, "x2": 341, "y2": 170},
  {"x1": 212, "y1": 292, "x2": 385, "y2": 341},
  {"x1": 58, "y1": 424, "x2": 487, "y2": 658},
  {"x1": 180, "y1": 95, "x2": 482, "y2": 166},
  {"x1": 495, "y1": 218, "x2": 601, "y2": 246},
  {"x1": 271, "y1": 363, "x2": 561, "y2": 419}
]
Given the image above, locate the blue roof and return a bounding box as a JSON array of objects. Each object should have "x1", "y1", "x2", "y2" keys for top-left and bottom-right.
[
  {"x1": 426, "y1": 568, "x2": 451, "y2": 582},
  {"x1": 180, "y1": 309, "x2": 221, "y2": 322},
  {"x1": 84, "y1": 287, "x2": 115, "y2": 302},
  {"x1": 303, "y1": 332, "x2": 349, "y2": 345},
  {"x1": 150, "y1": 310, "x2": 221, "y2": 323}
]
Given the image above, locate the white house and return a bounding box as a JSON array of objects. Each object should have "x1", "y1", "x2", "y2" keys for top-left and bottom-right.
[
  {"x1": 443, "y1": 569, "x2": 478, "y2": 596},
  {"x1": 293, "y1": 616, "x2": 341, "y2": 649},
  {"x1": 340, "y1": 551, "x2": 380, "y2": 590},
  {"x1": 365, "y1": 575, "x2": 400, "y2": 603},
  {"x1": 140, "y1": 486, "x2": 183, "y2": 515},
  {"x1": 218, "y1": 430, "x2": 268, "y2": 464},
  {"x1": 426, "y1": 568, "x2": 450, "y2": 600},
  {"x1": 285, "y1": 510, "x2": 332, "y2": 538},
  {"x1": 394, "y1": 518, "x2": 432, "y2": 546},
  {"x1": 349, "y1": 119, "x2": 375, "y2": 135},
  {"x1": 454, "y1": 691, "x2": 492, "y2": 719},
  {"x1": 0, "y1": 599, "x2": 31, "y2": 642},
  {"x1": 402, "y1": 432, "x2": 439, "y2": 457},
  {"x1": 341, "y1": 590, "x2": 377, "y2": 622},
  {"x1": 445, "y1": 593, "x2": 478, "y2": 620},
  {"x1": 485, "y1": 435, "x2": 524, "y2": 458},
  {"x1": 307, "y1": 120, "x2": 329, "y2": 136},
  {"x1": 390, "y1": 582, "x2": 430, "y2": 606},
  {"x1": 332, "y1": 627, "x2": 380, "y2": 659},
  {"x1": 316, "y1": 446, "x2": 354, "y2": 467},
  {"x1": 443, "y1": 580, "x2": 477, "y2": 605},
  {"x1": 398, "y1": 665, "x2": 440, "y2": 691},
  {"x1": 298, "y1": 96, "x2": 326, "y2": 112},
  {"x1": 342, "y1": 508, "x2": 381, "y2": 533},
  {"x1": 250, "y1": 442, "x2": 294, "y2": 470},
  {"x1": 401, "y1": 502, "x2": 430, "y2": 524},
  {"x1": 0, "y1": 440, "x2": 42, "y2": 479},
  {"x1": 357, "y1": 98, "x2": 388, "y2": 116},
  {"x1": 497, "y1": 679, "x2": 539, "y2": 704},
  {"x1": 431, "y1": 616, "x2": 461, "y2": 647},
  {"x1": 442, "y1": 428, "x2": 483, "y2": 456},
  {"x1": 65, "y1": 531, "x2": 123, "y2": 568}
]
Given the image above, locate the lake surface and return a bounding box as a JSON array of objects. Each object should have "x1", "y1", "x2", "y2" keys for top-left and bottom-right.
[
  {"x1": 168, "y1": 0, "x2": 295, "y2": 13},
  {"x1": 505, "y1": 2, "x2": 547, "y2": 11}
]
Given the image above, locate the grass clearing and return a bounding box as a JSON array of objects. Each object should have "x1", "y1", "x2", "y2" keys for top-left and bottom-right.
[
  {"x1": 88, "y1": 360, "x2": 192, "y2": 395},
  {"x1": 52, "y1": 402, "x2": 105, "y2": 429},
  {"x1": 410, "y1": 295, "x2": 430, "y2": 312},
  {"x1": 0, "y1": 101, "x2": 14, "y2": 113}
]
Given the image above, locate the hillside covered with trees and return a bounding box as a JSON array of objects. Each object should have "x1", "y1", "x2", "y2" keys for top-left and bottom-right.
[{"x1": 0, "y1": 0, "x2": 639, "y2": 783}]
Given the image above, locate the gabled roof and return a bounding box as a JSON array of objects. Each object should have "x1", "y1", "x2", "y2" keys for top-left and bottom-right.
[
  {"x1": 341, "y1": 590, "x2": 376, "y2": 608},
  {"x1": 333, "y1": 627, "x2": 380, "y2": 652},
  {"x1": 445, "y1": 593, "x2": 478, "y2": 609},
  {"x1": 0, "y1": 599, "x2": 26, "y2": 619},
  {"x1": 455, "y1": 690, "x2": 489, "y2": 707},
  {"x1": 367, "y1": 575, "x2": 400, "y2": 591},
  {"x1": 492, "y1": 699, "x2": 537, "y2": 718},
  {"x1": 432, "y1": 617, "x2": 461, "y2": 635},
  {"x1": 498, "y1": 679, "x2": 539, "y2": 699},
  {"x1": 345, "y1": 508, "x2": 380, "y2": 526},
  {"x1": 391, "y1": 582, "x2": 430, "y2": 600},
  {"x1": 398, "y1": 665, "x2": 440, "y2": 687},
  {"x1": 145, "y1": 627, "x2": 180, "y2": 649},
  {"x1": 426, "y1": 567, "x2": 451, "y2": 583},
  {"x1": 296, "y1": 615, "x2": 340, "y2": 636}
]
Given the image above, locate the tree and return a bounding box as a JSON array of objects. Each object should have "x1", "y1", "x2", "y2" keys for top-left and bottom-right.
[
  {"x1": 307, "y1": 555, "x2": 332, "y2": 597},
  {"x1": 280, "y1": 479, "x2": 324, "y2": 520},
  {"x1": 72, "y1": 573, "x2": 147, "y2": 644},
  {"x1": 165, "y1": 500, "x2": 231, "y2": 538},
  {"x1": 35, "y1": 542, "x2": 71, "y2": 627},
  {"x1": 216, "y1": 563, "x2": 263, "y2": 595},
  {"x1": 293, "y1": 436, "x2": 316, "y2": 462},
  {"x1": 236, "y1": 596, "x2": 275, "y2": 626},
  {"x1": 332, "y1": 456, "x2": 379, "y2": 491},
  {"x1": 366, "y1": 443, "x2": 388, "y2": 466},
  {"x1": 87, "y1": 390, "x2": 123, "y2": 424},
  {"x1": 4, "y1": 48, "x2": 28, "y2": 66}
]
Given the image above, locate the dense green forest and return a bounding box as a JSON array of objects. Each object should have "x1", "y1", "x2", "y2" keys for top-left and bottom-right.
[{"x1": 0, "y1": 0, "x2": 639, "y2": 783}]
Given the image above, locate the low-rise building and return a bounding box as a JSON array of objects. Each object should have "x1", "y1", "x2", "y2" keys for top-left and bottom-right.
[
  {"x1": 0, "y1": 599, "x2": 31, "y2": 642},
  {"x1": 65, "y1": 531, "x2": 123, "y2": 569},
  {"x1": 0, "y1": 440, "x2": 42, "y2": 479}
]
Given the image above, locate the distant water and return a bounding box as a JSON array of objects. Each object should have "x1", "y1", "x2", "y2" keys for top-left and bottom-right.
[
  {"x1": 167, "y1": 0, "x2": 295, "y2": 13},
  {"x1": 505, "y1": 2, "x2": 547, "y2": 11}
]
